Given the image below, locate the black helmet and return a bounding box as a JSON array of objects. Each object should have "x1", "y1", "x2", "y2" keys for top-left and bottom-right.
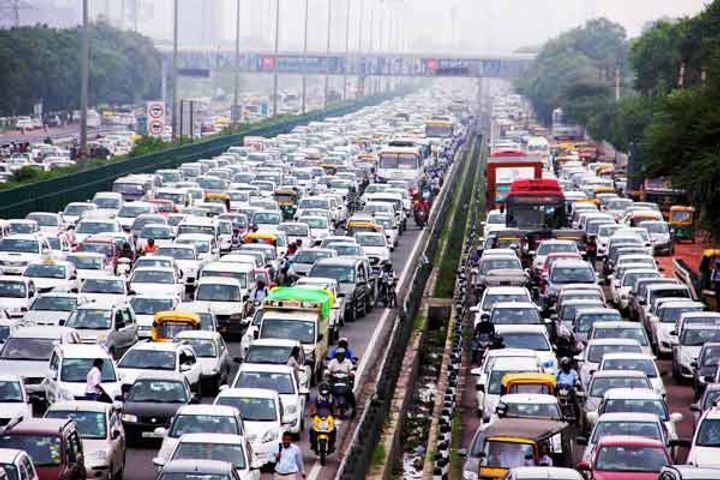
[{"x1": 560, "y1": 357, "x2": 571, "y2": 367}]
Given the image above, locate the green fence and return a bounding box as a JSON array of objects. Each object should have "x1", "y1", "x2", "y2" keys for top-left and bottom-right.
[{"x1": 0, "y1": 92, "x2": 399, "y2": 219}]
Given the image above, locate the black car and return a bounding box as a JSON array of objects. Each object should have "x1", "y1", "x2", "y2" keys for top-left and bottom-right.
[
  {"x1": 119, "y1": 372, "x2": 198, "y2": 445},
  {"x1": 308, "y1": 257, "x2": 374, "y2": 322}
]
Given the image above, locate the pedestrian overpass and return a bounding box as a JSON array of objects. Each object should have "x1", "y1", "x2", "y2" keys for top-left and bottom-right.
[{"x1": 159, "y1": 47, "x2": 535, "y2": 79}]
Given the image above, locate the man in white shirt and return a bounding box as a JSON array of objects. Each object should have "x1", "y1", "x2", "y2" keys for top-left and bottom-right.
[
  {"x1": 324, "y1": 348, "x2": 356, "y2": 417},
  {"x1": 85, "y1": 358, "x2": 104, "y2": 401}
]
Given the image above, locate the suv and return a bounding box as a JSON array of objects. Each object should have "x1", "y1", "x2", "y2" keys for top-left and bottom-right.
[
  {"x1": 117, "y1": 342, "x2": 202, "y2": 393},
  {"x1": 44, "y1": 344, "x2": 122, "y2": 404},
  {"x1": 0, "y1": 418, "x2": 86, "y2": 480},
  {"x1": 308, "y1": 257, "x2": 374, "y2": 322},
  {"x1": 64, "y1": 302, "x2": 138, "y2": 358}
]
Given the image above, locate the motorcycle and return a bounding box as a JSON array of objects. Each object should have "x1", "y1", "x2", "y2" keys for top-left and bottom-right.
[
  {"x1": 116, "y1": 257, "x2": 132, "y2": 277},
  {"x1": 329, "y1": 371, "x2": 353, "y2": 419},
  {"x1": 414, "y1": 208, "x2": 428, "y2": 228},
  {"x1": 311, "y1": 384, "x2": 337, "y2": 465},
  {"x1": 557, "y1": 385, "x2": 578, "y2": 424},
  {"x1": 471, "y1": 331, "x2": 494, "y2": 364},
  {"x1": 377, "y1": 272, "x2": 397, "y2": 307}
]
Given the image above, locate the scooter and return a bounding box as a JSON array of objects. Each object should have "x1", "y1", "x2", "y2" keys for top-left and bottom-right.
[
  {"x1": 311, "y1": 384, "x2": 336, "y2": 465},
  {"x1": 414, "y1": 208, "x2": 428, "y2": 228}
]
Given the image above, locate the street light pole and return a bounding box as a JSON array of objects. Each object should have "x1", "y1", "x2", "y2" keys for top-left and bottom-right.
[
  {"x1": 80, "y1": 0, "x2": 89, "y2": 158},
  {"x1": 343, "y1": 0, "x2": 350, "y2": 101},
  {"x1": 272, "y1": 0, "x2": 280, "y2": 117},
  {"x1": 301, "y1": 0, "x2": 309, "y2": 114},
  {"x1": 232, "y1": 0, "x2": 241, "y2": 125},
  {"x1": 323, "y1": 0, "x2": 332, "y2": 110},
  {"x1": 171, "y1": 0, "x2": 178, "y2": 143}
]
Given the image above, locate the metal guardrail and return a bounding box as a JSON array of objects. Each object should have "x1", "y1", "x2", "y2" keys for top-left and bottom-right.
[
  {"x1": 337, "y1": 129, "x2": 479, "y2": 479},
  {"x1": 0, "y1": 93, "x2": 399, "y2": 219}
]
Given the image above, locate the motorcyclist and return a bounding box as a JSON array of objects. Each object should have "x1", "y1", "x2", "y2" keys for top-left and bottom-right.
[
  {"x1": 380, "y1": 260, "x2": 397, "y2": 306},
  {"x1": 329, "y1": 338, "x2": 358, "y2": 362},
  {"x1": 141, "y1": 238, "x2": 158, "y2": 255},
  {"x1": 250, "y1": 280, "x2": 269, "y2": 304},
  {"x1": 119, "y1": 242, "x2": 134, "y2": 260},
  {"x1": 475, "y1": 314, "x2": 495, "y2": 338},
  {"x1": 310, "y1": 382, "x2": 336, "y2": 452},
  {"x1": 325, "y1": 348, "x2": 356, "y2": 416},
  {"x1": 555, "y1": 357, "x2": 580, "y2": 391}
]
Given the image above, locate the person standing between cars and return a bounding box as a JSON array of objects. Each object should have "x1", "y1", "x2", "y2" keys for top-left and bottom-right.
[
  {"x1": 274, "y1": 431, "x2": 305, "y2": 479},
  {"x1": 251, "y1": 280, "x2": 269, "y2": 304},
  {"x1": 85, "y1": 358, "x2": 104, "y2": 401},
  {"x1": 142, "y1": 238, "x2": 158, "y2": 255},
  {"x1": 586, "y1": 235, "x2": 598, "y2": 266},
  {"x1": 287, "y1": 346, "x2": 302, "y2": 383}
]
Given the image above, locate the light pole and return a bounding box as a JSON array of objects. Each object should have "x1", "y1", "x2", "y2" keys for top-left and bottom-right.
[
  {"x1": 272, "y1": 0, "x2": 280, "y2": 117},
  {"x1": 301, "y1": 0, "x2": 309, "y2": 114},
  {"x1": 80, "y1": 0, "x2": 89, "y2": 158},
  {"x1": 232, "y1": 0, "x2": 241, "y2": 125},
  {"x1": 323, "y1": 0, "x2": 332, "y2": 109},
  {"x1": 171, "y1": 0, "x2": 178, "y2": 143},
  {"x1": 342, "y1": 0, "x2": 351, "y2": 101}
]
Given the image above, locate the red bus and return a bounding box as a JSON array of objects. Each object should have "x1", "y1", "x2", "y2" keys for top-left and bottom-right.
[
  {"x1": 505, "y1": 179, "x2": 566, "y2": 231},
  {"x1": 486, "y1": 150, "x2": 543, "y2": 210}
]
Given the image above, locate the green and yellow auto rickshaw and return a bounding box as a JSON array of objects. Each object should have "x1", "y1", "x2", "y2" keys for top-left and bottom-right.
[
  {"x1": 273, "y1": 188, "x2": 299, "y2": 220},
  {"x1": 669, "y1": 205, "x2": 696, "y2": 243}
]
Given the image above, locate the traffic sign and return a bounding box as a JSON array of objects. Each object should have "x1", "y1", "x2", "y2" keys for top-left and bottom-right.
[
  {"x1": 147, "y1": 101, "x2": 165, "y2": 119},
  {"x1": 148, "y1": 119, "x2": 164, "y2": 136},
  {"x1": 147, "y1": 101, "x2": 166, "y2": 138}
]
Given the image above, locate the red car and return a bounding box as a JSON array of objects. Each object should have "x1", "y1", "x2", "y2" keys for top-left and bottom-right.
[{"x1": 577, "y1": 435, "x2": 671, "y2": 480}]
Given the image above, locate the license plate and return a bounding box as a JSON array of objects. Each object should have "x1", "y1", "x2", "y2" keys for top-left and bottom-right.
[{"x1": 142, "y1": 431, "x2": 162, "y2": 438}]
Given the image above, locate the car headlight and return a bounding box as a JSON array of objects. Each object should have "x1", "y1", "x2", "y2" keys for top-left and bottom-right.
[
  {"x1": 122, "y1": 414, "x2": 138, "y2": 423},
  {"x1": 262, "y1": 429, "x2": 277, "y2": 443},
  {"x1": 285, "y1": 403, "x2": 298, "y2": 415}
]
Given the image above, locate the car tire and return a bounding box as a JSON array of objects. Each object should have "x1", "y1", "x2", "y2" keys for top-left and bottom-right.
[{"x1": 346, "y1": 305, "x2": 355, "y2": 323}]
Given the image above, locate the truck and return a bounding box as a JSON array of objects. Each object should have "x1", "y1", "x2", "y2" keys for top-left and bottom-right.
[{"x1": 486, "y1": 150, "x2": 544, "y2": 210}]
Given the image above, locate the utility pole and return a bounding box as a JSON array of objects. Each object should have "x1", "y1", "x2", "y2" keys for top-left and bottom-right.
[
  {"x1": 272, "y1": 0, "x2": 280, "y2": 117},
  {"x1": 301, "y1": 0, "x2": 309, "y2": 114},
  {"x1": 171, "y1": 0, "x2": 179, "y2": 143},
  {"x1": 232, "y1": 0, "x2": 241, "y2": 125},
  {"x1": 80, "y1": 0, "x2": 90, "y2": 159},
  {"x1": 343, "y1": 0, "x2": 351, "y2": 101},
  {"x1": 323, "y1": 0, "x2": 332, "y2": 109},
  {"x1": 357, "y1": 0, "x2": 364, "y2": 51}
]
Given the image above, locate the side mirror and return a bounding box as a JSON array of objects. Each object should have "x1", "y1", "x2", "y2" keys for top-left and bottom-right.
[
  {"x1": 47, "y1": 369, "x2": 57, "y2": 381},
  {"x1": 58, "y1": 319, "x2": 66, "y2": 326},
  {"x1": 670, "y1": 330, "x2": 677, "y2": 336},
  {"x1": 575, "y1": 436, "x2": 588, "y2": 446},
  {"x1": 190, "y1": 394, "x2": 201, "y2": 404},
  {"x1": 152, "y1": 458, "x2": 164, "y2": 468},
  {"x1": 253, "y1": 330, "x2": 259, "y2": 340},
  {"x1": 691, "y1": 361, "x2": 698, "y2": 368},
  {"x1": 180, "y1": 363, "x2": 191, "y2": 372},
  {"x1": 705, "y1": 375, "x2": 715, "y2": 383},
  {"x1": 576, "y1": 461, "x2": 591, "y2": 472},
  {"x1": 114, "y1": 394, "x2": 125, "y2": 402}
]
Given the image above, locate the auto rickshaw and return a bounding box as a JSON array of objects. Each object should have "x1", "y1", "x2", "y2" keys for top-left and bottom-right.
[
  {"x1": 346, "y1": 220, "x2": 384, "y2": 236},
  {"x1": 151, "y1": 312, "x2": 201, "y2": 342},
  {"x1": 273, "y1": 188, "x2": 299, "y2": 220},
  {"x1": 205, "y1": 193, "x2": 231, "y2": 212},
  {"x1": 470, "y1": 418, "x2": 571, "y2": 479},
  {"x1": 243, "y1": 232, "x2": 278, "y2": 247},
  {"x1": 669, "y1": 205, "x2": 696, "y2": 242},
  {"x1": 500, "y1": 373, "x2": 557, "y2": 396}
]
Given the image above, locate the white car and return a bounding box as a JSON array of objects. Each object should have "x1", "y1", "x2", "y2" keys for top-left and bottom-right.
[
  {"x1": 78, "y1": 274, "x2": 129, "y2": 306},
  {"x1": 117, "y1": 341, "x2": 202, "y2": 393},
  {"x1": 129, "y1": 294, "x2": 179, "y2": 339},
  {"x1": 490, "y1": 393, "x2": 563, "y2": 424},
  {"x1": 472, "y1": 286, "x2": 533, "y2": 327},
  {"x1": 477, "y1": 356, "x2": 541, "y2": 422},
  {"x1": 22, "y1": 260, "x2": 78, "y2": 293},
  {"x1": 0, "y1": 448, "x2": 39, "y2": 480},
  {"x1": 231, "y1": 363, "x2": 308, "y2": 434},
  {"x1": 44, "y1": 343, "x2": 123, "y2": 403},
  {"x1": 176, "y1": 233, "x2": 218, "y2": 264},
  {"x1": 92, "y1": 191, "x2": 124, "y2": 216},
  {"x1": 673, "y1": 325, "x2": 720, "y2": 382},
  {"x1": 373, "y1": 213, "x2": 400, "y2": 246},
  {"x1": 0, "y1": 276, "x2": 37, "y2": 318},
  {"x1": 298, "y1": 215, "x2": 332, "y2": 242},
  {"x1": 482, "y1": 209, "x2": 507, "y2": 239},
  {"x1": 0, "y1": 234, "x2": 51, "y2": 275},
  {"x1": 66, "y1": 252, "x2": 112, "y2": 281},
  {"x1": 175, "y1": 330, "x2": 231, "y2": 394},
  {"x1": 598, "y1": 352, "x2": 666, "y2": 397},
  {"x1": 688, "y1": 404, "x2": 720, "y2": 467},
  {"x1": 588, "y1": 320, "x2": 653, "y2": 356},
  {"x1": 354, "y1": 231, "x2": 392, "y2": 264},
  {"x1": 277, "y1": 222, "x2": 313, "y2": 248},
  {"x1": 156, "y1": 243, "x2": 205, "y2": 288},
  {"x1": 0, "y1": 375, "x2": 33, "y2": 424},
  {"x1": 153, "y1": 405, "x2": 244, "y2": 469},
  {"x1": 116, "y1": 202, "x2": 157, "y2": 231},
  {"x1": 26, "y1": 212, "x2": 65, "y2": 235},
  {"x1": 136, "y1": 224, "x2": 175, "y2": 250},
  {"x1": 63, "y1": 202, "x2": 98, "y2": 225},
  {"x1": 129, "y1": 267, "x2": 184, "y2": 298},
  {"x1": 531, "y1": 240, "x2": 579, "y2": 274},
  {"x1": 64, "y1": 302, "x2": 139, "y2": 357},
  {"x1": 213, "y1": 387, "x2": 283, "y2": 467},
  {"x1": 648, "y1": 300, "x2": 705, "y2": 357},
  {"x1": 73, "y1": 219, "x2": 121, "y2": 244},
  {"x1": 495, "y1": 324, "x2": 557, "y2": 373},
  {"x1": 581, "y1": 369, "x2": 654, "y2": 428},
  {"x1": 575, "y1": 338, "x2": 643, "y2": 390},
  {"x1": 159, "y1": 433, "x2": 260, "y2": 479},
  {"x1": 610, "y1": 268, "x2": 660, "y2": 311},
  {"x1": 193, "y1": 277, "x2": 248, "y2": 330}
]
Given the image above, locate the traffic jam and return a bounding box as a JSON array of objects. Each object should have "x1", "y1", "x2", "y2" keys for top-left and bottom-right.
[
  {"x1": 460, "y1": 94, "x2": 720, "y2": 480},
  {"x1": 0, "y1": 87, "x2": 472, "y2": 479}
]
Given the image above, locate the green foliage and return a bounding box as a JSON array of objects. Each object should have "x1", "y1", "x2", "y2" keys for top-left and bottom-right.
[
  {"x1": 629, "y1": 20, "x2": 686, "y2": 96},
  {"x1": 128, "y1": 136, "x2": 171, "y2": 158},
  {"x1": 0, "y1": 22, "x2": 161, "y2": 115}
]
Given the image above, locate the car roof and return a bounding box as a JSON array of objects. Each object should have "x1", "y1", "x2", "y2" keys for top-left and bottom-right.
[
  {"x1": 602, "y1": 388, "x2": 663, "y2": 400},
  {"x1": 57, "y1": 344, "x2": 112, "y2": 358},
  {"x1": 161, "y1": 459, "x2": 235, "y2": 475},
  {"x1": 216, "y1": 387, "x2": 279, "y2": 400},
  {"x1": 509, "y1": 467, "x2": 582, "y2": 480},
  {"x1": 591, "y1": 369, "x2": 648, "y2": 378},
  {"x1": 495, "y1": 325, "x2": 548, "y2": 334},
  {"x1": 249, "y1": 338, "x2": 301, "y2": 348},
  {"x1": 499, "y1": 393, "x2": 558, "y2": 404},
  {"x1": 196, "y1": 277, "x2": 242, "y2": 286},
  {"x1": 177, "y1": 433, "x2": 246, "y2": 445},
  {"x1": 9, "y1": 418, "x2": 70, "y2": 435},
  {"x1": 10, "y1": 326, "x2": 77, "y2": 339},
  {"x1": 586, "y1": 338, "x2": 642, "y2": 347},
  {"x1": 238, "y1": 363, "x2": 293, "y2": 374},
  {"x1": 313, "y1": 257, "x2": 360, "y2": 267},
  {"x1": 175, "y1": 330, "x2": 219, "y2": 341},
  {"x1": 484, "y1": 286, "x2": 529, "y2": 295},
  {"x1": 175, "y1": 405, "x2": 238, "y2": 416},
  {"x1": 596, "y1": 412, "x2": 661, "y2": 423},
  {"x1": 596, "y1": 435, "x2": 665, "y2": 448},
  {"x1": 492, "y1": 302, "x2": 536, "y2": 309},
  {"x1": 128, "y1": 341, "x2": 183, "y2": 352},
  {"x1": 47, "y1": 400, "x2": 111, "y2": 413}
]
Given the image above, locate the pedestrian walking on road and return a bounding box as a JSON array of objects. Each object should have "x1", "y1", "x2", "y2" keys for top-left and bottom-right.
[
  {"x1": 274, "y1": 431, "x2": 305, "y2": 479},
  {"x1": 85, "y1": 358, "x2": 104, "y2": 401},
  {"x1": 586, "y1": 235, "x2": 597, "y2": 266}
]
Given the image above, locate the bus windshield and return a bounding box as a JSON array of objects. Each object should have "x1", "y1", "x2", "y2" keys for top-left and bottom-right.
[{"x1": 379, "y1": 153, "x2": 419, "y2": 170}]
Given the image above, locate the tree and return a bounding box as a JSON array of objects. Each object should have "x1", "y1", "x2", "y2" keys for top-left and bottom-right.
[{"x1": 629, "y1": 20, "x2": 686, "y2": 96}]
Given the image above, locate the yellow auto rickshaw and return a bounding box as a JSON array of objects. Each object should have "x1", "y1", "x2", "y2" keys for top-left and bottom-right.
[
  {"x1": 243, "y1": 232, "x2": 278, "y2": 247},
  {"x1": 346, "y1": 220, "x2": 384, "y2": 236},
  {"x1": 273, "y1": 188, "x2": 299, "y2": 220},
  {"x1": 205, "y1": 192, "x2": 231, "y2": 211},
  {"x1": 669, "y1": 205, "x2": 696, "y2": 243},
  {"x1": 501, "y1": 373, "x2": 557, "y2": 396},
  {"x1": 151, "y1": 312, "x2": 201, "y2": 342},
  {"x1": 474, "y1": 418, "x2": 571, "y2": 479}
]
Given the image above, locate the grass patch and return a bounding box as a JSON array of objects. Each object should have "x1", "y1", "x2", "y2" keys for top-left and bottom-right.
[
  {"x1": 372, "y1": 442, "x2": 387, "y2": 467},
  {"x1": 413, "y1": 313, "x2": 426, "y2": 332},
  {"x1": 449, "y1": 411, "x2": 464, "y2": 476}
]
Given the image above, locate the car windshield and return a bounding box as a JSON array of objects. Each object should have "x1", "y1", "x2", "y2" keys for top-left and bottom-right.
[
  {"x1": 27, "y1": 214, "x2": 58, "y2": 226},
  {"x1": 24, "y1": 264, "x2": 67, "y2": 279},
  {"x1": 183, "y1": 339, "x2": 217, "y2": 358},
  {"x1": 0, "y1": 435, "x2": 61, "y2": 466},
  {"x1": 172, "y1": 442, "x2": 246, "y2": 470},
  {"x1": 254, "y1": 212, "x2": 281, "y2": 225},
  {"x1": 501, "y1": 332, "x2": 550, "y2": 351},
  {"x1": 200, "y1": 271, "x2": 248, "y2": 289},
  {"x1": 233, "y1": 371, "x2": 294, "y2": 394},
  {"x1": 130, "y1": 297, "x2": 175, "y2": 315},
  {"x1": 356, "y1": 235, "x2": 385, "y2": 247},
  {"x1": 132, "y1": 270, "x2": 174, "y2": 284},
  {"x1": 590, "y1": 377, "x2": 649, "y2": 397},
  {"x1": 66, "y1": 309, "x2": 112, "y2": 330},
  {"x1": 300, "y1": 217, "x2": 328, "y2": 229},
  {"x1": 551, "y1": 266, "x2": 594, "y2": 283},
  {"x1": 602, "y1": 358, "x2": 657, "y2": 377},
  {"x1": 294, "y1": 251, "x2": 332, "y2": 264},
  {"x1": 178, "y1": 225, "x2": 215, "y2": 237},
  {"x1": 592, "y1": 421, "x2": 661, "y2": 444},
  {"x1": 487, "y1": 370, "x2": 530, "y2": 395},
  {"x1": 119, "y1": 350, "x2": 176, "y2": 370},
  {"x1": 490, "y1": 308, "x2": 540, "y2": 325},
  {"x1": 504, "y1": 402, "x2": 560, "y2": 419},
  {"x1": 0, "y1": 380, "x2": 24, "y2": 402},
  {"x1": 46, "y1": 410, "x2": 107, "y2": 439},
  {"x1": 118, "y1": 205, "x2": 150, "y2": 217},
  {"x1": 642, "y1": 223, "x2": 669, "y2": 234},
  {"x1": 279, "y1": 224, "x2": 309, "y2": 236},
  {"x1": 587, "y1": 344, "x2": 642, "y2": 363},
  {"x1": 595, "y1": 445, "x2": 667, "y2": 472},
  {"x1": 481, "y1": 440, "x2": 534, "y2": 469},
  {"x1": 94, "y1": 198, "x2": 120, "y2": 209},
  {"x1": 61, "y1": 358, "x2": 116, "y2": 382},
  {"x1": 169, "y1": 414, "x2": 238, "y2": 437},
  {"x1": 67, "y1": 255, "x2": 103, "y2": 270},
  {"x1": 331, "y1": 244, "x2": 363, "y2": 257},
  {"x1": 141, "y1": 226, "x2": 173, "y2": 239},
  {"x1": 8, "y1": 223, "x2": 37, "y2": 234},
  {"x1": 0, "y1": 338, "x2": 54, "y2": 360},
  {"x1": 538, "y1": 243, "x2": 576, "y2": 255},
  {"x1": 593, "y1": 327, "x2": 649, "y2": 346},
  {"x1": 310, "y1": 265, "x2": 355, "y2": 283},
  {"x1": 0, "y1": 238, "x2": 38, "y2": 253},
  {"x1": 487, "y1": 212, "x2": 505, "y2": 224},
  {"x1": 622, "y1": 272, "x2": 660, "y2": 287},
  {"x1": 196, "y1": 284, "x2": 241, "y2": 302},
  {"x1": 64, "y1": 204, "x2": 94, "y2": 216},
  {"x1": 697, "y1": 418, "x2": 720, "y2": 446},
  {"x1": 76, "y1": 222, "x2": 114, "y2": 234},
  {"x1": 217, "y1": 396, "x2": 277, "y2": 422},
  {"x1": 700, "y1": 346, "x2": 720, "y2": 367},
  {"x1": 603, "y1": 399, "x2": 668, "y2": 420},
  {"x1": 246, "y1": 345, "x2": 291, "y2": 364},
  {"x1": 81, "y1": 278, "x2": 124, "y2": 294},
  {"x1": 479, "y1": 258, "x2": 521, "y2": 274},
  {"x1": 128, "y1": 379, "x2": 187, "y2": 403},
  {"x1": 577, "y1": 313, "x2": 622, "y2": 333},
  {"x1": 681, "y1": 329, "x2": 720, "y2": 346},
  {"x1": 261, "y1": 318, "x2": 315, "y2": 344},
  {"x1": 660, "y1": 306, "x2": 703, "y2": 323},
  {"x1": 157, "y1": 247, "x2": 196, "y2": 260},
  {"x1": 481, "y1": 294, "x2": 529, "y2": 310},
  {"x1": 0, "y1": 281, "x2": 26, "y2": 298}
]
